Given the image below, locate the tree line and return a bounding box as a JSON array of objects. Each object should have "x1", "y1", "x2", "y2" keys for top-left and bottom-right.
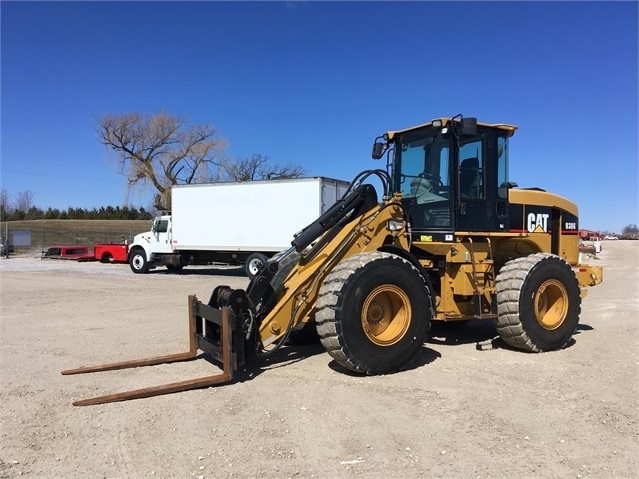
[{"x1": 1, "y1": 201, "x2": 153, "y2": 222}]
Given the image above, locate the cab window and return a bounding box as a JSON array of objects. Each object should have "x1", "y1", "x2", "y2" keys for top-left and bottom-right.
[
  {"x1": 154, "y1": 220, "x2": 169, "y2": 233},
  {"x1": 497, "y1": 135, "x2": 509, "y2": 199},
  {"x1": 459, "y1": 138, "x2": 484, "y2": 199}
]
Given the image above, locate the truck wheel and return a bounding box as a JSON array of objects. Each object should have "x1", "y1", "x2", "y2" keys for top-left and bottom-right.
[
  {"x1": 100, "y1": 253, "x2": 113, "y2": 264},
  {"x1": 495, "y1": 253, "x2": 581, "y2": 352},
  {"x1": 129, "y1": 248, "x2": 150, "y2": 274},
  {"x1": 315, "y1": 252, "x2": 431, "y2": 375},
  {"x1": 245, "y1": 252, "x2": 269, "y2": 279}
]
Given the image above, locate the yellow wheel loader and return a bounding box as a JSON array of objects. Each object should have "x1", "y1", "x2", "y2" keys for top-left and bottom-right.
[{"x1": 64, "y1": 115, "x2": 603, "y2": 405}]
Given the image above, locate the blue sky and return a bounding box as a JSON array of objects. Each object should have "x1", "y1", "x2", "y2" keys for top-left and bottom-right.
[{"x1": 1, "y1": 1, "x2": 637, "y2": 232}]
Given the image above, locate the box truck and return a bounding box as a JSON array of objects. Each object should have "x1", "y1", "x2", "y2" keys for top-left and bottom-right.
[{"x1": 127, "y1": 176, "x2": 350, "y2": 277}]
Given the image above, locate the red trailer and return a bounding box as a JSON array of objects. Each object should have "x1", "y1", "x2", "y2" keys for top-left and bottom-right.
[
  {"x1": 41, "y1": 245, "x2": 95, "y2": 262},
  {"x1": 93, "y1": 243, "x2": 128, "y2": 263}
]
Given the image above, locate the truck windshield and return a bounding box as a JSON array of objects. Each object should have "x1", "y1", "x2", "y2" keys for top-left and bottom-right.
[{"x1": 394, "y1": 126, "x2": 452, "y2": 230}]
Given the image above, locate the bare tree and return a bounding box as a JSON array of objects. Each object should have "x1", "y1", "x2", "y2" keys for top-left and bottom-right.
[
  {"x1": 0, "y1": 186, "x2": 10, "y2": 221},
  {"x1": 97, "y1": 112, "x2": 227, "y2": 210},
  {"x1": 15, "y1": 190, "x2": 34, "y2": 213},
  {"x1": 212, "y1": 154, "x2": 306, "y2": 182}
]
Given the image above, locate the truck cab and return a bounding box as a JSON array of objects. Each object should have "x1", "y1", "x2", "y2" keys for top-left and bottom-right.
[{"x1": 128, "y1": 215, "x2": 175, "y2": 273}]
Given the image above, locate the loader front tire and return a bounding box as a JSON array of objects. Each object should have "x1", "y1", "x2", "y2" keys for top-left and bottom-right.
[
  {"x1": 495, "y1": 253, "x2": 581, "y2": 352},
  {"x1": 315, "y1": 252, "x2": 431, "y2": 375}
]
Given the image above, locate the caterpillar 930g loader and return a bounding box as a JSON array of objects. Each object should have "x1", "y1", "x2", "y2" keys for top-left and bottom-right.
[{"x1": 63, "y1": 115, "x2": 603, "y2": 405}]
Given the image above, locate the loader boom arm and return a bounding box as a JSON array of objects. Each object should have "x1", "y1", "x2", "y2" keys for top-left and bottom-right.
[{"x1": 252, "y1": 190, "x2": 411, "y2": 349}]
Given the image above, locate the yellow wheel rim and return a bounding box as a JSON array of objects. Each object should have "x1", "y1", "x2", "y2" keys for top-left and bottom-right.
[
  {"x1": 534, "y1": 279, "x2": 568, "y2": 330},
  {"x1": 361, "y1": 285, "x2": 411, "y2": 346}
]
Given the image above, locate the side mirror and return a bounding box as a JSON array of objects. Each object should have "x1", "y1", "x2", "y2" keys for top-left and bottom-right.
[
  {"x1": 372, "y1": 141, "x2": 386, "y2": 160},
  {"x1": 462, "y1": 117, "x2": 477, "y2": 136}
]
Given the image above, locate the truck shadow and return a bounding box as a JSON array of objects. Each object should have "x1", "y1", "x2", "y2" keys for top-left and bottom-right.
[{"x1": 150, "y1": 266, "x2": 247, "y2": 277}]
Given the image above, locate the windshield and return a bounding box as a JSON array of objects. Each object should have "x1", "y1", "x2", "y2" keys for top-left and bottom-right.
[
  {"x1": 393, "y1": 126, "x2": 452, "y2": 230},
  {"x1": 395, "y1": 127, "x2": 449, "y2": 199}
]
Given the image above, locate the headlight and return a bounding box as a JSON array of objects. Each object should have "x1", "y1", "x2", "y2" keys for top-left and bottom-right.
[{"x1": 387, "y1": 220, "x2": 406, "y2": 232}]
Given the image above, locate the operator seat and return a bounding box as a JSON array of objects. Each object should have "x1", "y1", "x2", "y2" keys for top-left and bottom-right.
[{"x1": 459, "y1": 157, "x2": 480, "y2": 198}]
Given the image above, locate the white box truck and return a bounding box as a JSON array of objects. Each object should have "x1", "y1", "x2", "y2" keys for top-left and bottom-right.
[{"x1": 128, "y1": 177, "x2": 350, "y2": 277}]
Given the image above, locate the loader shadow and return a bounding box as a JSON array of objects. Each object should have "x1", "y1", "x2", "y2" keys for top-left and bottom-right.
[
  {"x1": 207, "y1": 341, "x2": 328, "y2": 385},
  {"x1": 576, "y1": 323, "x2": 594, "y2": 332},
  {"x1": 327, "y1": 346, "x2": 442, "y2": 376},
  {"x1": 200, "y1": 321, "x2": 595, "y2": 387},
  {"x1": 427, "y1": 319, "x2": 588, "y2": 353},
  {"x1": 427, "y1": 319, "x2": 498, "y2": 347}
]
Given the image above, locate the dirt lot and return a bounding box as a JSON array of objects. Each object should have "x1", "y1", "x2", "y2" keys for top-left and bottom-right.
[{"x1": 1, "y1": 242, "x2": 637, "y2": 478}]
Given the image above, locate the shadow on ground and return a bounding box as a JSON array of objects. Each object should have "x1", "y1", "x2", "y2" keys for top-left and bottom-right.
[{"x1": 150, "y1": 265, "x2": 247, "y2": 277}]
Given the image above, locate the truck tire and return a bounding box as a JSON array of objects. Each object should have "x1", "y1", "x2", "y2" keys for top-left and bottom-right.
[
  {"x1": 495, "y1": 253, "x2": 581, "y2": 352},
  {"x1": 100, "y1": 253, "x2": 114, "y2": 263},
  {"x1": 245, "y1": 252, "x2": 269, "y2": 279},
  {"x1": 315, "y1": 252, "x2": 431, "y2": 375},
  {"x1": 129, "y1": 248, "x2": 150, "y2": 274}
]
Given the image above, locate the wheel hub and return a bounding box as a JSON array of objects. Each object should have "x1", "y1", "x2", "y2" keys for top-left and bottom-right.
[
  {"x1": 361, "y1": 285, "x2": 411, "y2": 346},
  {"x1": 534, "y1": 279, "x2": 568, "y2": 330}
]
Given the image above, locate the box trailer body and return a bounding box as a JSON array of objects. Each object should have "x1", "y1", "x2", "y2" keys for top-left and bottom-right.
[{"x1": 128, "y1": 177, "x2": 350, "y2": 276}]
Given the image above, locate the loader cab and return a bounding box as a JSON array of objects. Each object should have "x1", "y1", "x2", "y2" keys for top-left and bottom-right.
[{"x1": 376, "y1": 117, "x2": 517, "y2": 236}]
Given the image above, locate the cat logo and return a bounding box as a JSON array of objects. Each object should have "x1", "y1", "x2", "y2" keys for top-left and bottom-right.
[{"x1": 527, "y1": 212, "x2": 549, "y2": 233}]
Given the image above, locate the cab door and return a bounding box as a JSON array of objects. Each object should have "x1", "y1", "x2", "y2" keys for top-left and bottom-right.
[
  {"x1": 454, "y1": 130, "x2": 510, "y2": 233},
  {"x1": 152, "y1": 217, "x2": 174, "y2": 254},
  {"x1": 455, "y1": 136, "x2": 490, "y2": 232}
]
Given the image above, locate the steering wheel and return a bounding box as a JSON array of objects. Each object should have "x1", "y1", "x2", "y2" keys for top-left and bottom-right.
[{"x1": 418, "y1": 172, "x2": 443, "y2": 187}]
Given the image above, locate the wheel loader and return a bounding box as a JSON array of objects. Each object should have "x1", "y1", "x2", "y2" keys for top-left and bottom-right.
[{"x1": 63, "y1": 115, "x2": 603, "y2": 405}]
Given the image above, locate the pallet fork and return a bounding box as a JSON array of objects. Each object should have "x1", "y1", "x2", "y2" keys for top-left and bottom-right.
[{"x1": 62, "y1": 295, "x2": 243, "y2": 406}]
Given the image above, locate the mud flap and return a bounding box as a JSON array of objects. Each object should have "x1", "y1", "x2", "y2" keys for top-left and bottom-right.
[{"x1": 62, "y1": 295, "x2": 242, "y2": 406}]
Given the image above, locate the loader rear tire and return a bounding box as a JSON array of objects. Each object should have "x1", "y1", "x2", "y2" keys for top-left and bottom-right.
[
  {"x1": 315, "y1": 252, "x2": 431, "y2": 375},
  {"x1": 495, "y1": 253, "x2": 581, "y2": 352}
]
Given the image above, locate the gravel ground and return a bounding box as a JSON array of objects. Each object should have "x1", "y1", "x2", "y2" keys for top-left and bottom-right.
[{"x1": 0, "y1": 242, "x2": 637, "y2": 478}]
